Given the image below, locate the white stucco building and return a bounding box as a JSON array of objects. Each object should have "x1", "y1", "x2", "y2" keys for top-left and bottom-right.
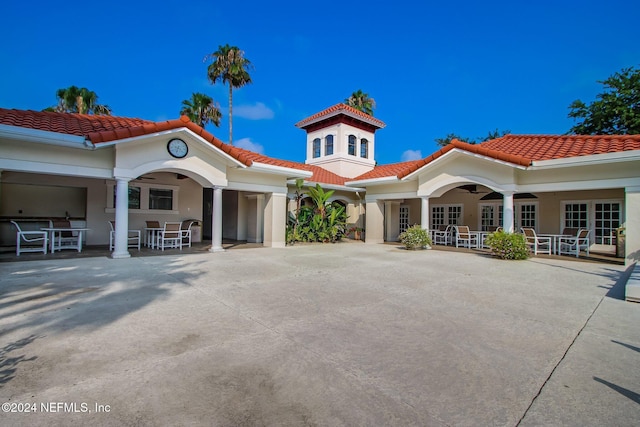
[{"x1": 1, "y1": 105, "x2": 639, "y2": 265}]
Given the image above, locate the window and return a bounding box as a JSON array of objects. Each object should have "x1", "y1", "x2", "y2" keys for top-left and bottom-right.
[
  {"x1": 564, "y1": 203, "x2": 588, "y2": 229},
  {"x1": 399, "y1": 206, "x2": 410, "y2": 233},
  {"x1": 312, "y1": 138, "x2": 321, "y2": 158},
  {"x1": 431, "y1": 204, "x2": 463, "y2": 228},
  {"x1": 595, "y1": 202, "x2": 621, "y2": 244},
  {"x1": 517, "y1": 203, "x2": 537, "y2": 229},
  {"x1": 431, "y1": 206, "x2": 445, "y2": 229},
  {"x1": 106, "y1": 181, "x2": 179, "y2": 214},
  {"x1": 325, "y1": 135, "x2": 334, "y2": 156},
  {"x1": 561, "y1": 199, "x2": 622, "y2": 244},
  {"x1": 114, "y1": 186, "x2": 141, "y2": 209},
  {"x1": 348, "y1": 135, "x2": 356, "y2": 156},
  {"x1": 149, "y1": 188, "x2": 173, "y2": 210},
  {"x1": 360, "y1": 138, "x2": 368, "y2": 158},
  {"x1": 448, "y1": 206, "x2": 462, "y2": 225},
  {"x1": 480, "y1": 204, "x2": 496, "y2": 231}
]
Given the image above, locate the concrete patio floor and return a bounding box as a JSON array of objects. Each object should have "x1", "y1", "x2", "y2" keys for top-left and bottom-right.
[{"x1": 0, "y1": 243, "x2": 638, "y2": 426}]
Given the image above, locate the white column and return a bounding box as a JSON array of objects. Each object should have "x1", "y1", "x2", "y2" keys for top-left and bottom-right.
[
  {"x1": 365, "y1": 200, "x2": 385, "y2": 244},
  {"x1": 263, "y1": 192, "x2": 286, "y2": 248},
  {"x1": 421, "y1": 197, "x2": 430, "y2": 230},
  {"x1": 112, "y1": 177, "x2": 131, "y2": 259},
  {"x1": 502, "y1": 191, "x2": 515, "y2": 233},
  {"x1": 384, "y1": 201, "x2": 393, "y2": 241},
  {"x1": 625, "y1": 186, "x2": 640, "y2": 265},
  {"x1": 210, "y1": 186, "x2": 225, "y2": 252},
  {"x1": 256, "y1": 195, "x2": 265, "y2": 243}
]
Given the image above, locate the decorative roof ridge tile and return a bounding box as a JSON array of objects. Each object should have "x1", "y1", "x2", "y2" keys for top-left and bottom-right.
[{"x1": 295, "y1": 103, "x2": 386, "y2": 128}]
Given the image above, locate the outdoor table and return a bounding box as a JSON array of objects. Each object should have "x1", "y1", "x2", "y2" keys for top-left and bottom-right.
[
  {"x1": 475, "y1": 231, "x2": 491, "y2": 248},
  {"x1": 144, "y1": 227, "x2": 163, "y2": 249},
  {"x1": 41, "y1": 227, "x2": 90, "y2": 253},
  {"x1": 538, "y1": 234, "x2": 572, "y2": 255}
]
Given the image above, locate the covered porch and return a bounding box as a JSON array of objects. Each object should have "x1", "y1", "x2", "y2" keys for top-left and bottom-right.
[{"x1": 358, "y1": 140, "x2": 639, "y2": 265}]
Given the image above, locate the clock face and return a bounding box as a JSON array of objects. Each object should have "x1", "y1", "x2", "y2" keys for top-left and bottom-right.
[{"x1": 167, "y1": 138, "x2": 188, "y2": 158}]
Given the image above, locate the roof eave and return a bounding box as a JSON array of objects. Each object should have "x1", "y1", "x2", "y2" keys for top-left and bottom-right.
[
  {"x1": 250, "y1": 162, "x2": 313, "y2": 179},
  {"x1": 401, "y1": 148, "x2": 529, "y2": 181},
  {"x1": 345, "y1": 176, "x2": 399, "y2": 187},
  {"x1": 0, "y1": 124, "x2": 93, "y2": 149},
  {"x1": 531, "y1": 151, "x2": 640, "y2": 169},
  {"x1": 286, "y1": 179, "x2": 365, "y2": 192},
  {"x1": 295, "y1": 109, "x2": 386, "y2": 130}
]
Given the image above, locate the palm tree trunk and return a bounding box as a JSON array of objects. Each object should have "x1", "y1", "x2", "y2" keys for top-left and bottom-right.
[{"x1": 228, "y1": 84, "x2": 233, "y2": 145}]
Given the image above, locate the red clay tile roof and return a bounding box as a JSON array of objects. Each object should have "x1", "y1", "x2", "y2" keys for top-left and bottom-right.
[
  {"x1": 0, "y1": 109, "x2": 257, "y2": 167},
  {"x1": 229, "y1": 146, "x2": 348, "y2": 185},
  {"x1": 350, "y1": 139, "x2": 532, "y2": 182},
  {"x1": 0, "y1": 108, "x2": 152, "y2": 136},
  {"x1": 4, "y1": 109, "x2": 639, "y2": 186},
  {"x1": 295, "y1": 103, "x2": 386, "y2": 129},
  {"x1": 350, "y1": 160, "x2": 425, "y2": 181},
  {"x1": 481, "y1": 134, "x2": 640, "y2": 161},
  {"x1": 351, "y1": 135, "x2": 640, "y2": 182},
  {"x1": 0, "y1": 108, "x2": 345, "y2": 184}
]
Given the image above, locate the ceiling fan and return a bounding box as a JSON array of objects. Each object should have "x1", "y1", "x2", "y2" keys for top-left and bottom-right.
[
  {"x1": 456, "y1": 184, "x2": 490, "y2": 194},
  {"x1": 135, "y1": 175, "x2": 156, "y2": 180}
]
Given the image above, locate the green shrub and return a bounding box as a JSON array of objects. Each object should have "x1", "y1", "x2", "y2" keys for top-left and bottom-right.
[
  {"x1": 287, "y1": 183, "x2": 347, "y2": 245},
  {"x1": 399, "y1": 225, "x2": 432, "y2": 250},
  {"x1": 484, "y1": 231, "x2": 529, "y2": 260}
]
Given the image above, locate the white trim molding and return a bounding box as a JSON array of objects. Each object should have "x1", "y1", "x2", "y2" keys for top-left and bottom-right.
[{"x1": 0, "y1": 124, "x2": 93, "y2": 149}]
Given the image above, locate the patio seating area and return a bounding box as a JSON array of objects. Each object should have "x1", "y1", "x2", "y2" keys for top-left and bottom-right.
[{"x1": 429, "y1": 225, "x2": 619, "y2": 262}]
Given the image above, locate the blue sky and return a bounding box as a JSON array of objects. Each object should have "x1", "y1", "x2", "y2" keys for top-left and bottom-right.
[{"x1": 1, "y1": 1, "x2": 638, "y2": 165}]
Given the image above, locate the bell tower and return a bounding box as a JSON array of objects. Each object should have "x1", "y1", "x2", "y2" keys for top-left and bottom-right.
[{"x1": 295, "y1": 104, "x2": 385, "y2": 179}]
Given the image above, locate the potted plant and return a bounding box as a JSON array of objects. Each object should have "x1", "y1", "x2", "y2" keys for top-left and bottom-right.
[{"x1": 348, "y1": 226, "x2": 365, "y2": 240}]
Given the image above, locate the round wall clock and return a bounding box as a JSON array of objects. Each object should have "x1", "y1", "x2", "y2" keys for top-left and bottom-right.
[{"x1": 167, "y1": 138, "x2": 188, "y2": 158}]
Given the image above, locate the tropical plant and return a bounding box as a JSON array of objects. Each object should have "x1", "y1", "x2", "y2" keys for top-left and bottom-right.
[
  {"x1": 434, "y1": 133, "x2": 475, "y2": 147},
  {"x1": 286, "y1": 183, "x2": 347, "y2": 244},
  {"x1": 205, "y1": 44, "x2": 253, "y2": 144},
  {"x1": 568, "y1": 66, "x2": 640, "y2": 135},
  {"x1": 484, "y1": 230, "x2": 529, "y2": 260},
  {"x1": 344, "y1": 89, "x2": 376, "y2": 116},
  {"x1": 180, "y1": 92, "x2": 222, "y2": 128},
  {"x1": 434, "y1": 129, "x2": 510, "y2": 147},
  {"x1": 44, "y1": 86, "x2": 111, "y2": 115},
  {"x1": 399, "y1": 225, "x2": 432, "y2": 250}
]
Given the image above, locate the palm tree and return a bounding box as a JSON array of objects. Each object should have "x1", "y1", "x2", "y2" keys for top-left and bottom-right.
[
  {"x1": 180, "y1": 93, "x2": 222, "y2": 128},
  {"x1": 205, "y1": 44, "x2": 253, "y2": 145},
  {"x1": 344, "y1": 90, "x2": 376, "y2": 116},
  {"x1": 44, "y1": 86, "x2": 112, "y2": 115}
]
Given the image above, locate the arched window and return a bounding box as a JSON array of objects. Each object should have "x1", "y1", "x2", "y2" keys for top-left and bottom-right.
[
  {"x1": 348, "y1": 135, "x2": 356, "y2": 156},
  {"x1": 360, "y1": 138, "x2": 368, "y2": 158},
  {"x1": 312, "y1": 138, "x2": 321, "y2": 158},
  {"x1": 325, "y1": 135, "x2": 334, "y2": 156}
]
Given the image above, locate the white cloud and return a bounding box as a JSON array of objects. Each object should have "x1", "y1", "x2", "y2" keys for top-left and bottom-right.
[
  {"x1": 235, "y1": 138, "x2": 265, "y2": 154},
  {"x1": 233, "y1": 102, "x2": 275, "y2": 120},
  {"x1": 401, "y1": 149, "x2": 423, "y2": 162}
]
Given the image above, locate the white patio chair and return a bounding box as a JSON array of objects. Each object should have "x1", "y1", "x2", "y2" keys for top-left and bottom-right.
[
  {"x1": 432, "y1": 225, "x2": 452, "y2": 245},
  {"x1": 521, "y1": 227, "x2": 551, "y2": 255},
  {"x1": 558, "y1": 229, "x2": 590, "y2": 258},
  {"x1": 108, "y1": 221, "x2": 141, "y2": 251},
  {"x1": 156, "y1": 222, "x2": 183, "y2": 251},
  {"x1": 10, "y1": 220, "x2": 48, "y2": 255},
  {"x1": 455, "y1": 225, "x2": 478, "y2": 248},
  {"x1": 180, "y1": 220, "x2": 194, "y2": 248}
]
